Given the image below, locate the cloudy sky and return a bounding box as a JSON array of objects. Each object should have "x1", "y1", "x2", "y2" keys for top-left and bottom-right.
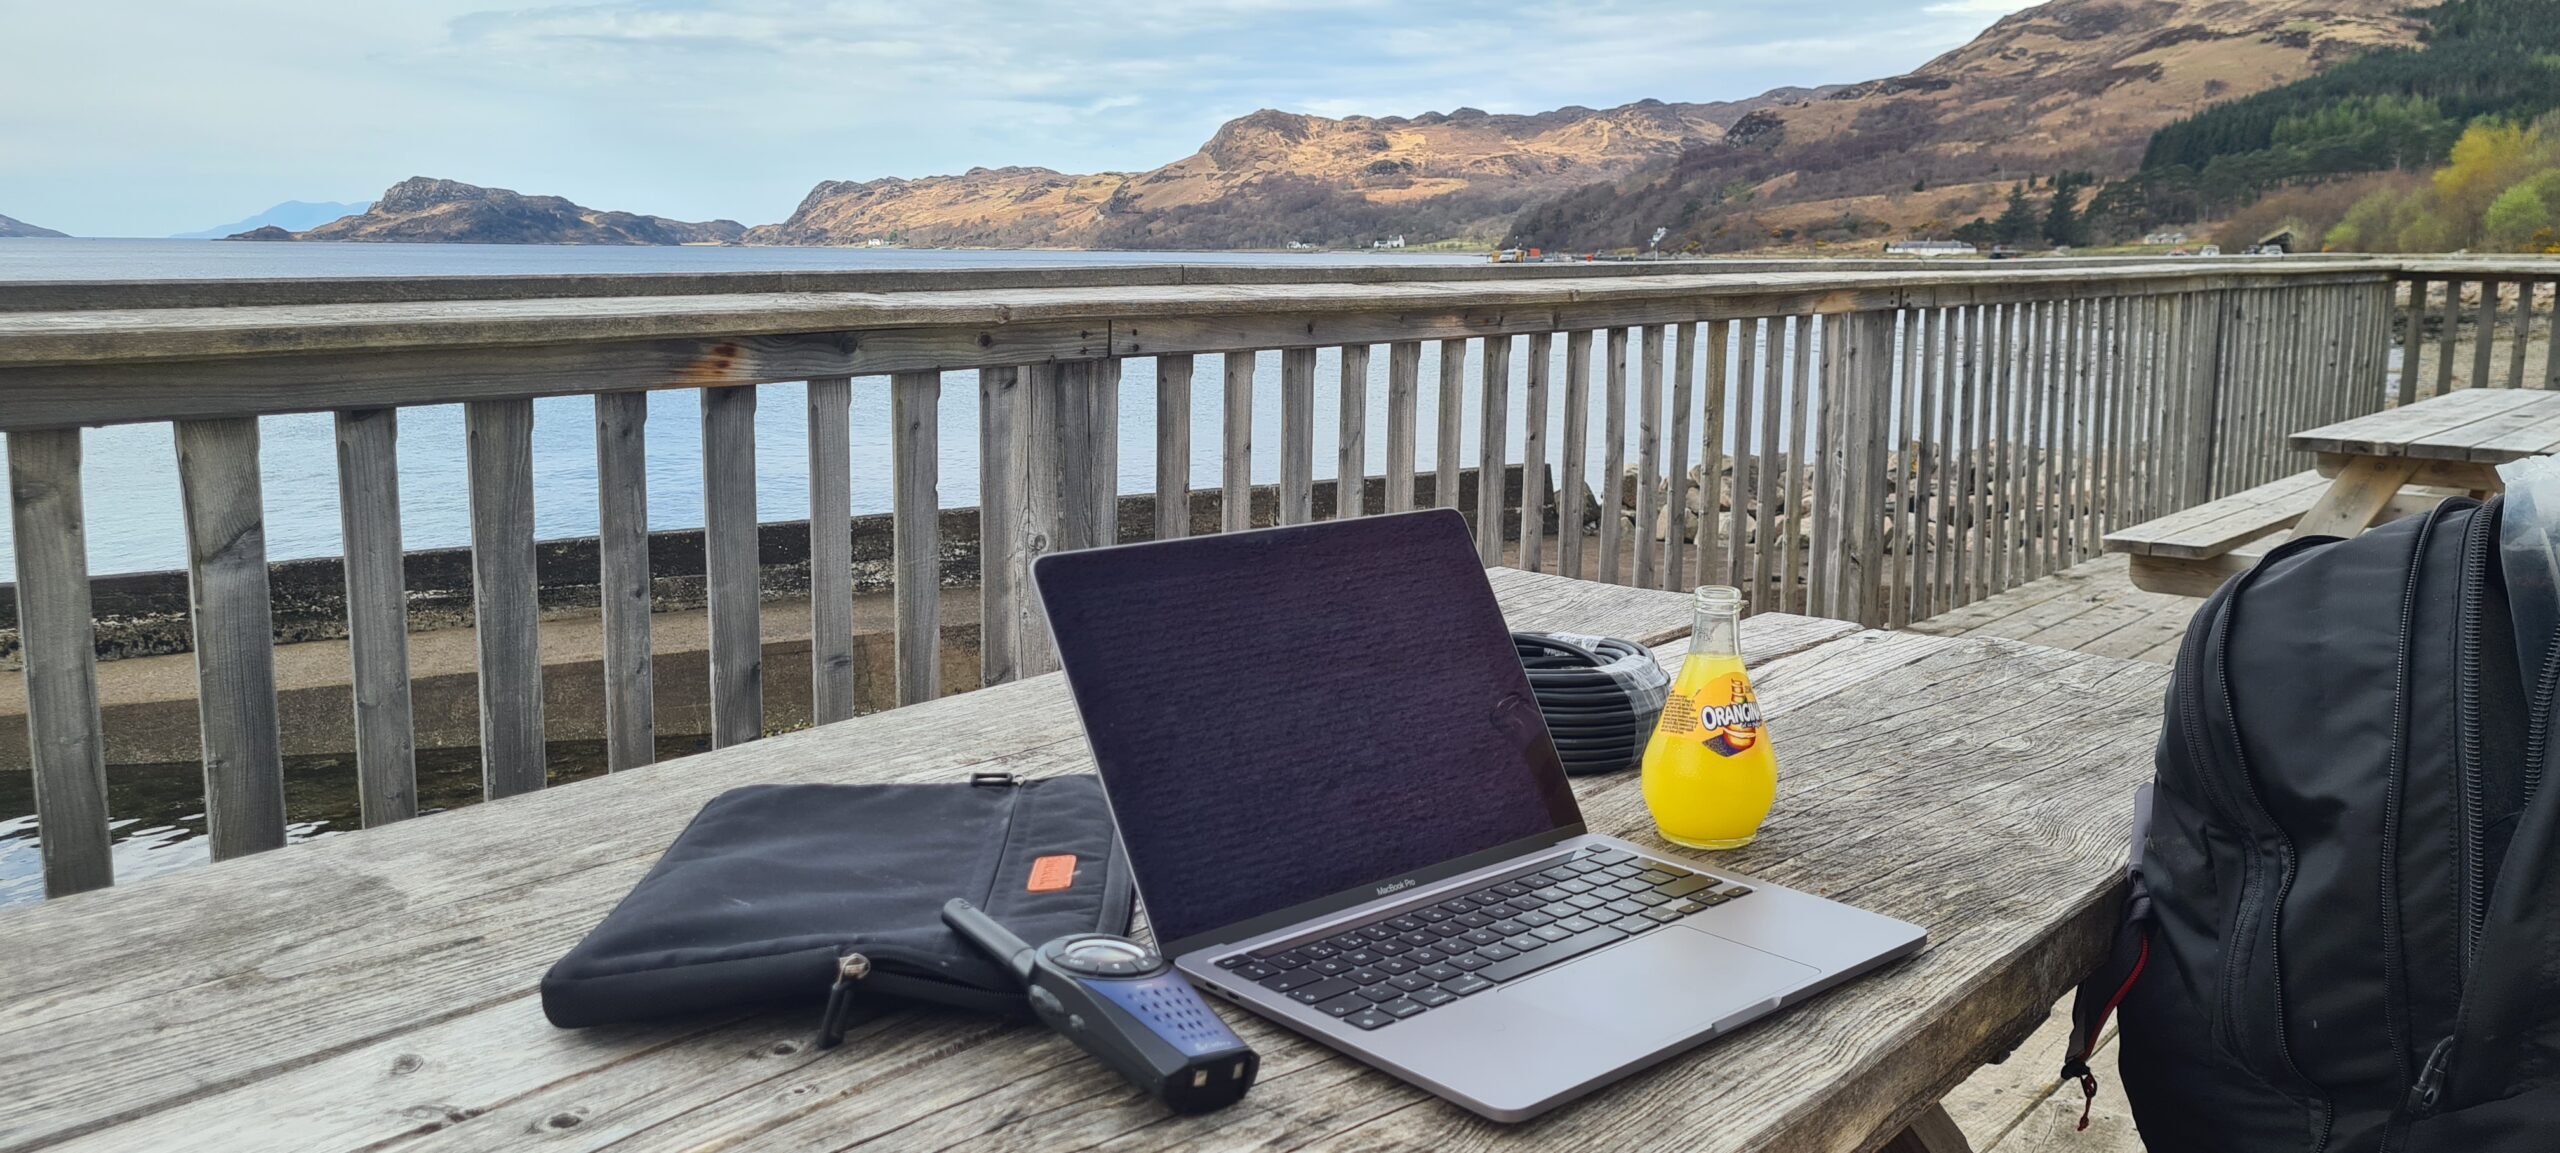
[{"x1": 3, "y1": 0, "x2": 2039, "y2": 237}]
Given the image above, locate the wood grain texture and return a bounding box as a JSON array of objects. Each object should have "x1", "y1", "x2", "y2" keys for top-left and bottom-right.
[
  {"x1": 807, "y1": 376, "x2": 855, "y2": 725},
  {"x1": 464, "y1": 399, "x2": 546, "y2": 798},
  {"x1": 1635, "y1": 324, "x2": 1665, "y2": 588},
  {"x1": 594, "y1": 391, "x2": 656, "y2": 768},
  {"x1": 1667, "y1": 322, "x2": 1696, "y2": 592},
  {"x1": 892, "y1": 369, "x2": 941, "y2": 706},
  {"x1": 175, "y1": 417, "x2": 290, "y2": 856},
  {"x1": 1086, "y1": 359, "x2": 1121, "y2": 544},
  {"x1": 8, "y1": 428, "x2": 111, "y2": 895},
  {"x1": 1157, "y1": 356, "x2": 1194, "y2": 539},
  {"x1": 1599, "y1": 327, "x2": 1629, "y2": 585},
  {"x1": 1438, "y1": 339, "x2": 1468, "y2": 514},
  {"x1": 1385, "y1": 342, "x2": 1421, "y2": 514},
  {"x1": 1015, "y1": 365, "x2": 1061, "y2": 676},
  {"x1": 1338, "y1": 345, "x2": 1370, "y2": 520},
  {"x1": 1223, "y1": 351, "x2": 1256, "y2": 533},
  {"x1": 1520, "y1": 333, "x2": 1552, "y2": 571},
  {"x1": 1785, "y1": 317, "x2": 1814, "y2": 614},
  {"x1": 1696, "y1": 320, "x2": 1728, "y2": 589},
  {"x1": 1282, "y1": 347, "x2": 1317, "y2": 526},
  {"x1": 978, "y1": 367, "x2": 1025, "y2": 686},
  {"x1": 1561, "y1": 330, "x2": 1593, "y2": 580},
  {"x1": 700, "y1": 385, "x2": 763, "y2": 747},
  {"x1": 333, "y1": 407, "x2": 418, "y2": 824},
  {"x1": 1476, "y1": 335, "x2": 1512, "y2": 564}
]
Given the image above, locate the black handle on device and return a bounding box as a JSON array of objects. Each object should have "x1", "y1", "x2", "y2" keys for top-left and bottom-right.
[{"x1": 941, "y1": 899, "x2": 1258, "y2": 1114}]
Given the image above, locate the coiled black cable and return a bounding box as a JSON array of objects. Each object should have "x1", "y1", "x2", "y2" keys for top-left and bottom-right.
[{"x1": 1512, "y1": 632, "x2": 1668, "y2": 776}]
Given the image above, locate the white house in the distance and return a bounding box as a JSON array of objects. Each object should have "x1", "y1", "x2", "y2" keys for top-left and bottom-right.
[
  {"x1": 1372, "y1": 235, "x2": 1407, "y2": 249},
  {"x1": 2144, "y1": 230, "x2": 2190, "y2": 246},
  {"x1": 1885, "y1": 240, "x2": 1976, "y2": 256}
]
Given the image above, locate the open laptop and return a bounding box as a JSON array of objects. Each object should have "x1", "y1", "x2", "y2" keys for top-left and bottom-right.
[{"x1": 1032, "y1": 508, "x2": 1924, "y2": 1121}]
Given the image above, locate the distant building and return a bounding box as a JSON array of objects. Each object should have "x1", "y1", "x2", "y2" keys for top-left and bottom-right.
[
  {"x1": 2144, "y1": 230, "x2": 2190, "y2": 246},
  {"x1": 1371, "y1": 235, "x2": 1406, "y2": 249},
  {"x1": 1287, "y1": 240, "x2": 1319, "y2": 250},
  {"x1": 1885, "y1": 240, "x2": 1976, "y2": 256}
]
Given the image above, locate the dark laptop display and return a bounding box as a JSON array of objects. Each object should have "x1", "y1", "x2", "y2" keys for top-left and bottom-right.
[{"x1": 1034, "y1": 511, "x2": 1581, "y2": 950}]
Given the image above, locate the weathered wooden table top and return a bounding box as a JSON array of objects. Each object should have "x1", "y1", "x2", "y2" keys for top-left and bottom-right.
[
  {"x1": 2294, "y1": 387, "x2": 2560, "y2": 464},
  {"x1": 0, "y1": 569, "x2": 2166, "y2": 1153}
]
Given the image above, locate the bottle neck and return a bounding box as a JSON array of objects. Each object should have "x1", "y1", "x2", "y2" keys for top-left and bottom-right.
[{"x1": 1693, "y1": 603, "x2": 1743, "y2": 659}]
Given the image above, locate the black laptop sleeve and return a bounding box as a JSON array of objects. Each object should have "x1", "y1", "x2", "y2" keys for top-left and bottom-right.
[{"x1": 541, "y1": 773, "x2": 1133, "y2": 1034}]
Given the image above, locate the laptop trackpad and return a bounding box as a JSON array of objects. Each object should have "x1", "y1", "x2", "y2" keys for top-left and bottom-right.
[{"x1": 1506, "y1": 926, "x2": 1819, "y2": 1046}]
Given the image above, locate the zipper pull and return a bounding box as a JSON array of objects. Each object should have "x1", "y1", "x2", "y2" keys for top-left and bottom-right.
[
  {"x1": 970, "y1": 772, "x2": 1022, "y2": 788},
  {"x1": 2407, "y1": 1035, "x2": 2455, "y2": 1117},
  {"x1": 816, "y1": 951, "x2": 872, "y2": 1049},
  {"x1": 2059, "y1": 1057, "x2": 2098, "y2": 1131}
]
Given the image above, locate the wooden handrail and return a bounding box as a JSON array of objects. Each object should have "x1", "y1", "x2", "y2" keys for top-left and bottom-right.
[{"x1": 6, "y1": 256, "x2": 2551, "y2": 902}]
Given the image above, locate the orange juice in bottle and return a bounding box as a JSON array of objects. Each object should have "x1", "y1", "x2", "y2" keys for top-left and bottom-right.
[{"x1": 1642, "y1": 586, "x2": 1776, "y2": 849}]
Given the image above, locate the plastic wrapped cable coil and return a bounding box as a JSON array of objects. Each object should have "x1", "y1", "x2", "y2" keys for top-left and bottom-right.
[{"x1": 1512, "y1": 632, "x2": 1669, "y2": 776}]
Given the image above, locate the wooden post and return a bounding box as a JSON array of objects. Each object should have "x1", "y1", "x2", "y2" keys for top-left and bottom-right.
[
  {"x1": 1088, "y1": 359, "x2": 1121, "y2": 544},
  {"x1": 2398, "y1": 277, "x2": 2428, "y2": 405},
  {"x1": 1732, "y1": 319, "x2": 1762, "y2": 597},
  {"x1": 1520, "y1": 332, "x2": 1552, "y2": 572},
  {"x1": 1667, "y1": 322, "x2": 1697, "y2": 591},
  {"x1": 1697, "y1": 320, "x2": 1729, "y2": 589},
  {"x1": 1385, "y1": 342, "x2": 1421, "y2": 513},
  {"x1": 1561, "y1": 330, "x2": 1593, "y2": 580},
  {"x1": 1017, "y1": 364, "x2": 1061, "y2": 676},
  {"x1": 176, "y1": 417, "x2": 289, "y2": 856},
  {"x1": 1635, "y1": 324, "x2": 1666, "y2": 588},
  {"x1": 1222, "y1": 351, "x2": 1255, "y2": 532},
  {"x1": 1437, "y1": 339, "x2": 1467, "y2": 512},
  {"x1": 2185, "y1": 291, "x2": 2227, "y2": 506},
  {"x1": 1785, "y1": 316, "x2": 1815, "y2": 613},
  {"x1": 808, "y1": 377, "x2": 855, "y2": 725},
  {"x1": 1282, "y1": 347, "x2": 1316, "y2": 525},
  {"x1": 334, "y1": 407, "x2": 418, "y2": 823},
  {"x1": 979, "y1": 367, "x2": 1024, "y2": 686},
  {"x1": 701, "y1": 385, "x2": 762, "y2": 748},
  {"x1": 594, "y1": 391, "x2": 655, "y2": 766},
  {"x1": 1829, "y1": 312, "x2": 1895, "y2": 625},
  {"x1": 1155, "y1": 355, "x2": 1193, "y2": 540},
  {"x1": 464, "y1": 399, "x2": 545, "y2": 799},
  {"x1": 891, "y1": 369, "x2": 942, "y2": 706},
  {"x1": 9, "y1": 429, "x2": 112, "y2": 895},
  {"x1": 1599, "y1": 327, "x2": 1628, "y2": 584},
  {"x1": 1338, "y1": 344, "x2": 1370, "y2": 519},
  {"x1": 1476, "y1": 335, "x2": 1512, "y2": 564}
]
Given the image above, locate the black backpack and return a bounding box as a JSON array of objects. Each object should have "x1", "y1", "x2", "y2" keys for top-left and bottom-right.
[{"x1": 2065, "y1": 494, "x2": 2560, "y2": 1152}]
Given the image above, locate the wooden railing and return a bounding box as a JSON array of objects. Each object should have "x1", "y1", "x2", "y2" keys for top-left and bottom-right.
[
  {"x1": 2389, "y1": 261, "x2": 2560, "y2": 400},
  {"x1": 0, "y1": 258, "x2": 2454, "y2": 897}
]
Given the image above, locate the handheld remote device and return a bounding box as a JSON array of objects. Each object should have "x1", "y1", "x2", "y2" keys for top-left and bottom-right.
[{"x1": 941, "y1": 899, "x2": 1258, "y2": 1114}]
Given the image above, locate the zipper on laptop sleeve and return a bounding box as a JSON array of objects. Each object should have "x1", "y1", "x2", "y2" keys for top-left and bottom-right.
[{"x1": 817, "y1": 951, "x2": 874, "y2": 1049}]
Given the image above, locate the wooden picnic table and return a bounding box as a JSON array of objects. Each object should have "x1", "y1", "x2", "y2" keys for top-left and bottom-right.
[
  {"x1": 0, "y1": 569, "x2": 2163, "y2": 1153},
  {"x1": 2111, "y1": 388, "x2": 2560, "y2": 596}
]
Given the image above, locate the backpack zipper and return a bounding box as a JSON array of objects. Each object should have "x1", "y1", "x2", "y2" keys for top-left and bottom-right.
[
  {"x1": 2457, "y1": 510, "x2": 2494, "y2": 972},
  {"x1": 2378, "y1": 505, "x2": 2449, "y2": 1102},
  {"x1": 2201, "y1": 542, "x2": 2337, "y2": 1148}
]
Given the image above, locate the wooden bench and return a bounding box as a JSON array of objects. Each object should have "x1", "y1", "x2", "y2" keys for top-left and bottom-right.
[{"x1": 2105, "y1": 469, "x2": 2463, "y2": 598}]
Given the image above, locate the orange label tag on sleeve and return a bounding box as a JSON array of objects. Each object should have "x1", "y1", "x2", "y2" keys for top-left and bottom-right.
[{"x1": 1027, "y1": 854, "x2": 1078, "y2": 893}]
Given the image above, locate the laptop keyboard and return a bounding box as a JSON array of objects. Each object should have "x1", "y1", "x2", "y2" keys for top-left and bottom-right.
[{"x1": 1212, "y1": 846, "x2": 1754, "y2": 1032}]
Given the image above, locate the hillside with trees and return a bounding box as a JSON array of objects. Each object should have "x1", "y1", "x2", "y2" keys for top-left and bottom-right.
[{"x1": 2091, "y1": 0, "x2": 2560, "y2": 245}]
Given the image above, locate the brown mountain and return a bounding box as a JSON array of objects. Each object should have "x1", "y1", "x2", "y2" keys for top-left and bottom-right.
[
  {"x1": 285, "y1": 178, "x2": 746, "y2": 245},
  {"x1": 750, "y1": 93, "x2": 1840, "y2": 250},
  {"x1": 0, "y1": 213, "x2": 68, "y2": 239},
  {"x1": 1510, "y1": 0, "x2": 2424, "y2": 252}
]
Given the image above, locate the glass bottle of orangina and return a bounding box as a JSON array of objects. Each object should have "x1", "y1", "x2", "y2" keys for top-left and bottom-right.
[{"x1": 1641, "y1": 586, "x2": 1776, "y2": 850}]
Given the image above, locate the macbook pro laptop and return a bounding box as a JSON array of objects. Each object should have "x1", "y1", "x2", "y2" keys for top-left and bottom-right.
[{"x1": 1032, "y1": 508, "x2": 1925, "y2": 1121}]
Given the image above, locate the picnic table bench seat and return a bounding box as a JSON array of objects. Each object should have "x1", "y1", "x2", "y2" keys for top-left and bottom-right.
[{"x1": 2105, "y1": 471, "x2": 2329, "y2": 597}]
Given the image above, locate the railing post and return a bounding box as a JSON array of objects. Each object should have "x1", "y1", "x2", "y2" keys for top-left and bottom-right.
[
  {"x1": 891, "y1": 370, "x2": 942, "y2": 706},
  {"x1": 808, "y1": 377, "x2": 856, "y2": 725},
  {"x1": 175, "y1": 416, "x2": 289, "y2": 853},
  {"x1": 334, "y1": 407, "x2": 418, "y2": 822},
  {"x1": 701, "y1": 384, "x2": 762, "y2": 747},
  {"x1": 1825, "y1": 311, "x2": 1895, "y2": 626},
  {"x1": 2183, "y1": 291, "x2": 2228, "y2": 506},
  {"x1": 595, "y1": 391, "x2": 656, "y2": 765},
  {"x1": 464, "y1": 399, "x2": 546, "y2": 798},
  {"x1": 979, "y1": 367, "x2": 1024, "y2": 687},
  {"x1": 9, "y1": 428, "x2": 112, "y2": 895}
]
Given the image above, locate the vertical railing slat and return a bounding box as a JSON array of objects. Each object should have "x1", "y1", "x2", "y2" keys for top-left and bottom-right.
[
  {"x1": 178, "y1": 417, "x2": 291, "y2": 850},
  {"x1": 808, "y1": 377, "x2": 855, "y2": 725},
  {"x1": 1282, "y1": 348, "x2": 1316, "y2": 525},
  {"x1": 1385, "y1": 342, "x2": 1421, "y2": 513},
  {"x1": 1222, "y1": 352, "x2": 1255, "y2": 532},
  {"x1": 1635, "y1": 324, "x2": 1665, "y2": 589},
  {"x1": 2398, "y1": 278, "x2": 2427, "y2": 404},
  {"x1": 1667, "y1": 322, "x2": 1696, "y2": 592},
  {"x1": 1599, "y1": 327, "x2": 1628, "y2": 585},
  {"x1": 1476, "y1": 335, "x2": 1512, "y2": 564},
  {"x1": 1088, "y1": 360, "x2": 1121, "y2": 544},
  {"x1": 594, "y1": 391, "x2": 655, "y2": 766},
  {"x1": 2434, "y1": 279, "x2": 2460, "y2": 398},
  {"x1": 2473, "y1": 280, "x2": 2499, "y2": 393},
  {"x1": 1156, "y1": 356, "x2": 1193, "y2": 540},
  {"x1": 891, "y1": 370, "x2": 942, "y2": 706},
  {"x1": 1749, "y1": 319, "x2": 1780, "y2": 607},
  {"x1": 1697, "y1": 320, "x2": 1729, "y2": 590},
  {"x1": 978, "y1": 367, "x2": 1024, "y2": 686},
  {"x1": 1807, "y1": 317, "x2": 1839, "y2": 617},
  {"x1": 1338, "y1": 345, "x2": 1370, "y2": 519},
  {"x1": 334, "y1": 407, "x2": 417, "y2": 823},
  {"x1": 1437, "y1": 339, "x2": 1467, "y2": 512},
  {"x1": 9, "y1": 428, "x2": 112, "y2": 895},
  {"x1": 1561, "y1": 331, "x2": 1593, "y2": 580},
  {"x1": 463, "y1": 399, "x2": 546, "y2": 799},
  {"x1": 1785, "y1": 317, "x2": 1815, "y2": 614},
  {"x1": 702, "y1": 385, "x2": 763, "y2": 748},
  {"x1": 1016, "y1": 365, "x2": 1060, "y2": 676},
  {"x1": 1520, "y1": 332, "x2": 1552, "y2": 572}
]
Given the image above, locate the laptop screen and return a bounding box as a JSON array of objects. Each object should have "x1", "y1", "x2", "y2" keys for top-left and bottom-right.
[{"x1": 1035, "y1": 509, "x2": 1582, "y2": 950}]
